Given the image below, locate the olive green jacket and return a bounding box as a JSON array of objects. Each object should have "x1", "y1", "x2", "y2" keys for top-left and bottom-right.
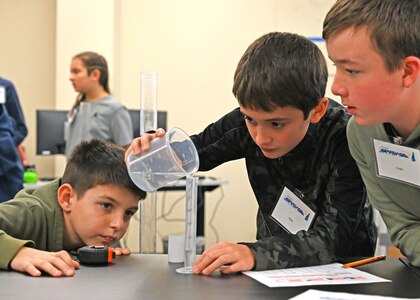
[
  {"x1": 0, "y1": 178, "x2": 64, "y2": 269},
  {"x1": 347, "y1": 118, "x2": 420, "y2": 266}
]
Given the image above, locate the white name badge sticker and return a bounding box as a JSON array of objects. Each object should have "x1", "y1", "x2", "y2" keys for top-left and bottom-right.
[
  {"x1": 374, "y1": 139, "x2": 420, "y2": 187},
  {"x1": 0, "y1": 86, "x2": 5, "y2": 104},
  {"x1": 271, "y1": 187, "x2": 315, "y2": 234}
]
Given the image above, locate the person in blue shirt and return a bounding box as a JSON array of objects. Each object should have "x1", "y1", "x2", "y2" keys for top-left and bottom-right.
[{"x1": 0, "y1": 77, "x2": 28, "y2": 202}]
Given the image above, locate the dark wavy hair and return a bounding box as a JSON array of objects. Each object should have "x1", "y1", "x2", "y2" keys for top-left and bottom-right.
[
  {"x1": 233, "y1": 32, "x2": 328, "y2": 119},
  {"x1": 70, "y1": 51, "x2": 111, "y2": 115}
]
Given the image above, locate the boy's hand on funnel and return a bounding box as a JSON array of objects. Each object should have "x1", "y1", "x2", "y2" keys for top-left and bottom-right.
[
  {"x1": 125, "y1": 128, "x2": 166, "y2": 161},
  {"x1": 193, "y1": 242, "x2": 256, "y2": 275}
]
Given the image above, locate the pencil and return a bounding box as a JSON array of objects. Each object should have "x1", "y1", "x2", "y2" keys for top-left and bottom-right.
[{"x1": 342, "y1": 255, "x2": 386, "y2": 269}]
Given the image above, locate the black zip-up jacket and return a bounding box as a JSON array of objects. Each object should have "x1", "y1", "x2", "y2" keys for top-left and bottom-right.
[{"x1": 190, "y1": 101, "x2": 377, "y2": 270}]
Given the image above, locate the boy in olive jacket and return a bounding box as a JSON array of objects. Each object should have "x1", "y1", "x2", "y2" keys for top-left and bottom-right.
[
  {"x1": 323, "y1": 0, "x2": 420, "y2": 265},
  {"x1": 0, "y1": 139, "x2": 146, "y2": 277}
]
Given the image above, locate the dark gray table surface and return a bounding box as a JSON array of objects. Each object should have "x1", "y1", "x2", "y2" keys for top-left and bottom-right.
[{"x1": 0, "y1": 254, "x2": 419, "y2": 299}]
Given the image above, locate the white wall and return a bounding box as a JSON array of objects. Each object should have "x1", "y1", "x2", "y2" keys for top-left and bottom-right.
[
  {"x1": 276, "y1": 0, "x2": 337, "y2": 100},
  {"x1": 4, "y1": 0, "x2": 337, "y2": 253}
]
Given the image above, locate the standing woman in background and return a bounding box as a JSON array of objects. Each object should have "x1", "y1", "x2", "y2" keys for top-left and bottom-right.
[{"x1": 65, "y1": 51, "x2": 133, "y2": 156}]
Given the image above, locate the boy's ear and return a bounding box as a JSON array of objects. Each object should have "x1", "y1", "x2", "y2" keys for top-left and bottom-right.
[
  {"x1": 402, "y1": 56, "x2": 420, "y2": 88},
  {"x1": 309, "y1": 97, "x2": 329, "y2": 123},
  {"x1": 57, "y1": 183, "x2": 76, "y2": 212}
]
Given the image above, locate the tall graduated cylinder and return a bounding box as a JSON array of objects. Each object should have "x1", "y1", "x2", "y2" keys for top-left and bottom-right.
[
  {"x1": 140, "y1": 71, "x2": 158, "y2": 134},
  {"x1": 139, "y1": 71, "x2": 158, "y2": 254}
]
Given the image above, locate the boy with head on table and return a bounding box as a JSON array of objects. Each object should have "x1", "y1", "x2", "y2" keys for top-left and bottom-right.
[
  {"x1": 127, "y1": 31, "x2": 377, "y2": 275},
  {"x1": 0, "y1": 139, "x2": 146, "y2": 277},
  {"x1": 323, "y1": 0, "x2": 420, "y2": 265}
]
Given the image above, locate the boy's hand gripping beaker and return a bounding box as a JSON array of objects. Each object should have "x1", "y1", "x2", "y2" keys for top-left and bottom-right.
[{"x1": 127, "y1": 127, "x2": 199, "y2": 191}]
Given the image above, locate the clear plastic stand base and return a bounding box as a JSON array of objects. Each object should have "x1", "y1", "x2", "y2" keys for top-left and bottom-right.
[
  {"x1": 176, "y1": 175, "x2": 198, "y2": 275},
  {"x1": 175, "y1": 266, "x2": 194, "y2": 274}
]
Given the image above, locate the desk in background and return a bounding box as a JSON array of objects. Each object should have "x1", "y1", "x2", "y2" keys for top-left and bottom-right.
[
  {"x1": 158, "y1": 177, "x2": 227, "y2": 236},
  {"x1": 23, "y1": 180, "x2": 50, "y2": 189},
  {"x1": 1, "y1": 255, "x2": 419, "y2": 300}
]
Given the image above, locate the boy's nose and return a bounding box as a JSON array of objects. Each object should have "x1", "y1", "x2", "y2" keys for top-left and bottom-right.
[
  {"x1": 110, "y1": 215, "x2": 125, "y2": 230},
  {"x1": 331, "y1": 75, "x2": 348, "y2": 97},
  {"x1": 255, "y1": 127, "x2": 271, "y2": 145}
]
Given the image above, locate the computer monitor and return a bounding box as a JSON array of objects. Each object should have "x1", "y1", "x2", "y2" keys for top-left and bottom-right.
[
  {"x1": 36, "y1": 110, "x2": 67, "y2": 155},
  {"x1": 128, "y1": 110, "x2": 167, "y2": 138},
  {"x1": 36, "y1": 109, "x2": 168, "y2": 155}
]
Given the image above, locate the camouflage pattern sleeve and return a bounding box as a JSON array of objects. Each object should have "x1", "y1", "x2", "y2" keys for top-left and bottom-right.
[
  {"x1": 192, "y1": 106, "x2": 377, "y2": 270},
  {"x1": 241, "y1": 126, "x2": 376, "y2": 270}
]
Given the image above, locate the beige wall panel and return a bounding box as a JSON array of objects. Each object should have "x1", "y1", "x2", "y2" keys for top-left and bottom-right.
[
  {"x1": 0, "y1": 0, "x2": 56, "y2": 178},
  {"x1": 276, "y1": 0, "x2": 337, "y2": 101}
]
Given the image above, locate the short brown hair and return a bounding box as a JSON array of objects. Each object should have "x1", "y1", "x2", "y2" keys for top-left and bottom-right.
[
  {"x1": 323, "y1": 0, "x2": 420, "y2": 72},
  {"x1": 62, "y1": 139, "x2": 146, "y2": 200}
]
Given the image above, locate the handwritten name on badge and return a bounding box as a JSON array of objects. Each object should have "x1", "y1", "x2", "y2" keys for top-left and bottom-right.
[
  {"x1": 271, "y1": 187, "x2": 315, "y2": 234},
  {"x1": 374, "y1": 139, "x2": 420, "y2": 187}
]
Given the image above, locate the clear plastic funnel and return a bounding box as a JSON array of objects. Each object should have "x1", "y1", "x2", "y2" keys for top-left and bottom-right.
[{"x1": 127, "y1": 127, "x2": 199, "y2": 192}]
